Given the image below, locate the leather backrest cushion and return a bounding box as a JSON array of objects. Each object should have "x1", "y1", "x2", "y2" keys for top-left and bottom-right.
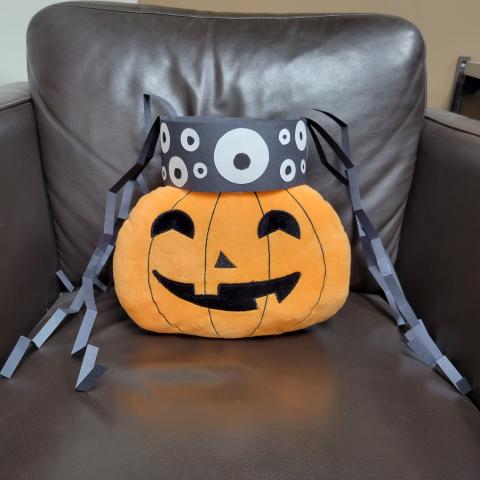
[{"x1": 27, "y1": 2, "x2": 425, "y2": 289}]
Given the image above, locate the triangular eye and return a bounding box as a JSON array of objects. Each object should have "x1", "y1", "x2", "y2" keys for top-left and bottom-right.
[
  {"x1": 258, "y1": 210, "x2": 301, "y2": 239},
  {"x1": 151, "y1": 210, "x2": 195, "y2": 238}
]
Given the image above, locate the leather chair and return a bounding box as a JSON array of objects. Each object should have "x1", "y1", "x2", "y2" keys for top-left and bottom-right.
[{"x1": 1, "y1": 2, "x2": 479, "y2": 478}]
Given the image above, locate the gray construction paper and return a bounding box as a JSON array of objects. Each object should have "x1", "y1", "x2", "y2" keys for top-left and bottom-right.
[
  {"x1": 94, "y1": 279, "x2": 108, "y2": 292},
  {"x1": 32, "y1": 309, "x2": 68, "y2": 348},
  {"x1": 31, "y1": 287, "x2": 85, "y2": 348},
  {"x1": 136, "y1": 174, "x2": 148, "y2": 195},
  {"x1": 75, "y1": 344, "x2": 107, "y2": 392},
  {"x1": 144, "y1": 93, "x2": 177, "y2": 135},
  {"x1": 56, "y1": 270, "x2": 75, "y2": 292},
  {"x1": 0, "y1": 336, "x2": 31, "y2": 379},
  {"x1": 307, "y1": 110, "x2": 472, "y2": 395},
  {"x1": 358, "y1": 230, "x2": 405, "y2": 326},
  {"x1": 0, "y1": 117, "x2": 161, "y2": 391}
]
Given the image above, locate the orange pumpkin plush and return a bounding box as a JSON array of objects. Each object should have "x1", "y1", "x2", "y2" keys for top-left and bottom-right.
[{"x1": 114, "y1": 185, "x2": 350, "y2": 338}]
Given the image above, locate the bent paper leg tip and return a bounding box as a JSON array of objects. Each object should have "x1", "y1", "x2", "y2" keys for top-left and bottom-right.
[
  {"x1": 75, "y1": 364, "x2": 107, "y2": 392},
  {"x1": 435, "y1": 355, "x2": 472, "y2": 395},
  {"x1": 71, "y1": 345, "x2": 86, "y2": 358},
  {"x1": 75, "y1": 344, "x2": 107, "y2": 392},
  {"x1": 0, "y1": 336, "x2": 32, "y2": 379},
  {"x1": 456, "y1": 378, "x2": 472, "y2": 395}
]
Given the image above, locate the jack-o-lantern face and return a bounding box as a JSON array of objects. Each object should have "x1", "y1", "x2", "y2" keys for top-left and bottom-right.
[
  {"x1": 150, "y1": 208, "x2": 301, "y2": 311},
  {"x1": 113, "y1": 185, "x2": 350, "y2": 338}
]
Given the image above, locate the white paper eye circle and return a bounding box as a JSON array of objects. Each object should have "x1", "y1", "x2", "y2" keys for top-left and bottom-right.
[
  {"x1": 300, "y1": 159, "x2": 306, "y2": 174},
  {"x1": 160, "y1": 123, "x2": 170, "y2": 154},
  {"x1": 161, "y1": 166, "x2": 167, "y2": 181},
  {"x1": 181, "y1": 128, "x2": 200, "y2": 152},
  {"x1": 295, "y1": 120, "x2": 307, "y2": 151},
  {"x1": 168, "y1": 156, "x2": 188, "y2": 188},
  {"x1": 279, "y1": 128, "x2": 290, "y2": 145},
  {"x1": 280, "y1": 159, "x2": 296, "y2": 182},
  {"x1": 193, "y1": 162, "x2": 207, "y2": 179},
  {"x1": 214, "y1": 128, "x2": 269, "y2": 185}
]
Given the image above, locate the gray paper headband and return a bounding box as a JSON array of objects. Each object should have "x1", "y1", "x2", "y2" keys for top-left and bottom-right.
[{"x1": 158, "y1": 116, "x2": 308, "y2": 192}]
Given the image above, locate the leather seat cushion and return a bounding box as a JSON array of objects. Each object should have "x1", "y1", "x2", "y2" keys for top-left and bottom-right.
[{"x1": 1, "y1": 291, "x2": 478, "y2": 479}]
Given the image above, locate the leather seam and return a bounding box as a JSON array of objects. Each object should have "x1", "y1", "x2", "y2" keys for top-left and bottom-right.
[
  {"x1": 50, "y1": 3, "x2": 413, "y2": 22},
  {"x1": 0, "y1": 97, "x2": 31, "y2": 113},
  {"x1": 425, "y1": 116, "x2": 480, "y2": 139}
]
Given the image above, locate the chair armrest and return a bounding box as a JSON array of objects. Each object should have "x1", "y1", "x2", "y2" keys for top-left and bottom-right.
[
  {"x1": 0, "y1": 82, "x2": 58, "y2": 360},
  {"x1": 397, "y1": 108, "x2": 480, "y2": 402}
]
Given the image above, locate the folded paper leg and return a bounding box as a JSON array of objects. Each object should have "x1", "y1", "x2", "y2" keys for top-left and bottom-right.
[
  {"x1": 71, "y1": 309, "x2": 97, "y2": 357},
  {"x1": 0, "y1": 336, "x2": 32, "y2": 379},
  {"x1": 0, "y1": 117, "x2": 161, "y2": 391},
  {"x1": 75, "y1": 344, "x2": 107, "y2": 392},
  {"x1": 0, "y1": 288, "x2": 85, "y2": 379},
  {"x1": 56, "y1": 270, "x2": 75, "y2": 292},
  {"x1": 307, "y1": 110, "x2": 472, "y2": 395}
]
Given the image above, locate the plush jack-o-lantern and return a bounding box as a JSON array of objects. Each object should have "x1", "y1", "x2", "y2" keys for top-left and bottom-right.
[
  {"x1": 114, "y1": 185, "x2": 350, "y2": 338},
  {"x1": 113, "y1": 115, "x2": 351, "y2": 338}
]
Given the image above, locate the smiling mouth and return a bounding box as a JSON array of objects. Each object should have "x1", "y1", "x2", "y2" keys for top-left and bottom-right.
[{"x1": 152, "y1": 270, "x2": 301, "y2": 311}]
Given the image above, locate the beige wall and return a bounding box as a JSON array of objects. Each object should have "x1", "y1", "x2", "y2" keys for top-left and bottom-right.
[
  {"x1": 0, "y1": 0, "x2": 136, "y2": 85},
  {"x1": 139, "y1": 0, "x2": 480, "y2": 109}
]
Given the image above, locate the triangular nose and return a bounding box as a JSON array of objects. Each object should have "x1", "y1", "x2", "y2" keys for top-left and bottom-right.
[{"x1": 215, "y1": 251, "x2": 236, "y2": 269}]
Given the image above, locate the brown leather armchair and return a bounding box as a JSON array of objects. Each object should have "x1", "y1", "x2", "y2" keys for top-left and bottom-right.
[{"x1": 0, "y1": 3, "x2": 479, "y2": 479}]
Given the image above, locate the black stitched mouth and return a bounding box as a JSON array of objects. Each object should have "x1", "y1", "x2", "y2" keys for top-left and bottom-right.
[{"x1": 152, "y1": 270, "x2": 301, "y2": 311}]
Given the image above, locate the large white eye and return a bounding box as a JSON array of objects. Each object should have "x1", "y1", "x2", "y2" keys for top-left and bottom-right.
[
  {"x1": 193, "y1": 162, "x2": 207, "y2": 179},
  {"x1": 279, "y1": 128, "x2": 290, "y2": 145},
  {"x1": 214, "y1": 128, "x2": 269, "y2": 185},
  {"x1": 280, "y1": 159, "x2": 296, "y2": 182},
  {"x1": 181, "y1": 128, "x2": 200, "y2": 152},
  {"x1": 168, "y1": 156, "x2": 188, "y2": 188},
  {"x1": 160, "y1": 123, "x2": 170, "y2": 154},
  {"x1": 295, "y1": 120, "x2": 307, "y2": 151}
]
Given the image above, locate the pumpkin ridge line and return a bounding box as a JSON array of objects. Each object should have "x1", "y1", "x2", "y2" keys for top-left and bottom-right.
[
  {"x1": 204, "y1": 193, "x2": 222, "y2": 337},
  {"x1": 147, "y1": 237, "x2": 182, "y2": 332},
  {"x1": 170, "y1": 190, "x2": 191, "y2": 210},
  {"x1": 249, "y1": 192, "x2": 270, "y2": 337},
  {"x1": 145, "y1": 189, "x2": 192, "y2": 333},
  {"x1": 285, "y1": 188, "x2": 327, "y2": 327}
]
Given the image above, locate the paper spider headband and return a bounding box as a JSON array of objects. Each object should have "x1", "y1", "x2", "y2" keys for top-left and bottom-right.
[
  {"x1": 144, "y1": 94, "x2": 308, "y2": 192},
  {"x1": 158, "y1": 116, "x2": 308, "y2": 192}
]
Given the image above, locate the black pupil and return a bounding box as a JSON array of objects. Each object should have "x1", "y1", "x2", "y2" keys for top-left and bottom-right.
[
  {"x1": 187, "y1": 136, "x2": 194, "y2": 145},
  {"x1": 174, "y1": 168, "x2": 182, "y2": 179},
  {"x1": 233, "y1": 153, "x2": 251, "y2": 170},
  {"x1": 162, "y1": 132, "x2": 167, "y2": 142},
  {"x1": 299, "y1": 131, "x2": 303, "y2": 140},
  {"x1": 285, "y1": 165, "x2": 292, "y2": 175},
  {"x1": 198, "y1": 167, "x2": 204, "y2": 174}
]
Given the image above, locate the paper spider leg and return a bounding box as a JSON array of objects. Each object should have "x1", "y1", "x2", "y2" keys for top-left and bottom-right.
[
  {"x1": 306, "y1": 111, "x2": 471, "y2": 395},
  {"x1": 143, "y1": 93, "x2": 177, "y2": 130},
  {"x1": 1, "y1": 117, "x2": 161, "y2": 392},
  {"x1": 71, "y1": 116, "x2": 161, "y2": 390},
  {"x1": 56, "y1": 269, "x2": 75, "y2": 292}
]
